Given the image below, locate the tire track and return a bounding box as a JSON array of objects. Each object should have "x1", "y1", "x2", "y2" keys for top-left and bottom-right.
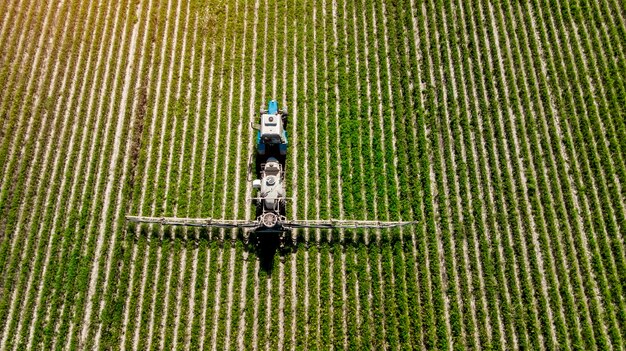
[{"x1": 123, "y1": 0, "x2": 170, "y2": 348}]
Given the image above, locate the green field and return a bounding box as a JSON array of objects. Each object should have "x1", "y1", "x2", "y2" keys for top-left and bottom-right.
[{"x1": 0, "y1": 0, "x2": 625, "y2": 349}]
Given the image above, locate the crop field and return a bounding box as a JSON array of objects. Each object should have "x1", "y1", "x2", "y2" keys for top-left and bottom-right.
[{"x1": 1, "y1": 0, "x2": 626, "y2": 349}]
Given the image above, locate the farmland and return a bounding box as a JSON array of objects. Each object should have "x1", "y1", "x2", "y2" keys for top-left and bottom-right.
[{"x1": 1, "y1": 0, "x2": 625, "y2": 349}]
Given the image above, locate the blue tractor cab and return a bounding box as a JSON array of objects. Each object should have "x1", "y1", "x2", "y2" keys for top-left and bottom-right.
[{"x1": 253, "y1": 100, "x2": 288, "y2": 155}]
